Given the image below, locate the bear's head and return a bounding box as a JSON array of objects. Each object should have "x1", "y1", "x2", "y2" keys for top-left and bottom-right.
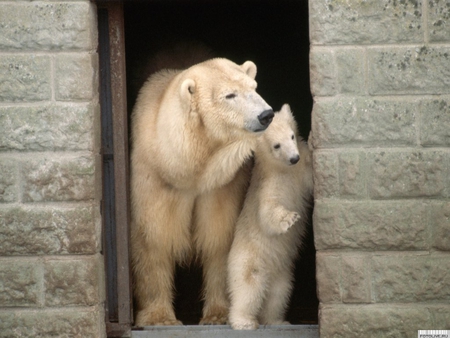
[
  {"x1": 258, "y1": 104, "x2": 300, "y2": 166},
  {"x1": 178, "y1": 58, "x2": 274, "y2": 140}
]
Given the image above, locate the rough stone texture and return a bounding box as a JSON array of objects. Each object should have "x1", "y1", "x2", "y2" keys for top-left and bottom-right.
[
  {"x1": 309, "y1": 0, "x2": 423, "y2": 45},
  {"x1": 431, "y1": 201, "x2": 450, "y2": 251},
  {"x1": 0, "y1": 308, "x2": 101, "y2": 338},
  {"x1": 312, "y1": 98, "x2": 418, "y2": 147},
  {"x1": 55, "y1": 54, "x2": 98, "y2": 101},
  {"x1": 0, "y1": 2, "x2": 96, "y2": 51},
  {"x1": 0, "y1": 206, "x2": 97, "y2": 255},
  {"x1": 309, "y1": 48, "x2": 336, "y2": 97},
  {"x1": 320, "y1": 305, "x2": 434, "y2": 338},
  {"x1": 428, "y1": 0, "x2": 450, "y2": 42},
  {"x1": 335, "y1": 48, "x2": 366, "y2": 94},
  {"x1": 372, "y1": 253, "x2": 450, "y2": 303},
  {"x1": 314, "y1": 200, "x2": 429, "y2": 251},
  {"x1": 312, "y1": 151, "x2": 339, "y2": 199},
  {"x1": 420, "y1": 98, "x2": 450, "y2": 146},
  {"x1": 341, "y1": 255, "x2": 370, "y2": 303},
  {"x1": 0, "y1": 55, "x2": 51, "y2": 102},
  {"x1": 0, "y1": 159, "x2": 17, "y2": 203},
  {"x1": 44, "y1": 257, "x2": 99, "y2": 306},
  {"x1": 316, "y1": 253, "x2": 341, "y2": 303},
  {"x1": 368, "y1": 46, "x2": 450, "y2": 95},
  {"x1": 0, "y1": 104, "x2": 94, "y2": 151},
  {"x1": 368, "y1": 150, "x2": 447, "y2": 198},
  {"x1": 21, "y1": 155, "x2": 96, "y2": 202},
  {"x1": 0, "y1": 259, "x2": 41, "y2": 307},
  {"x1": 0, "y1": 1, "x2": 103, "y2": 336},
  {"x1": 311, "y1": 0, "x2": 450, "y2": 335},
  {"x1": 339, "y1": 152, "x2": 366, "y2": 198}
]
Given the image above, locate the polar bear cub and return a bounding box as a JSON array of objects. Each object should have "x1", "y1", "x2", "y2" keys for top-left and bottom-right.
[{"x1": 227, "y1": 104, "x2": 314, "y2": 330}]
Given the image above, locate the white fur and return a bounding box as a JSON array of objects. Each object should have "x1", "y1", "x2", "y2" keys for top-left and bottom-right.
[
  {"x1": 227, "y1": 104, "x2": 314, "y2": 330},
  {"x1": 130, "y1": 58, "x2": 273, "y2": 326}
]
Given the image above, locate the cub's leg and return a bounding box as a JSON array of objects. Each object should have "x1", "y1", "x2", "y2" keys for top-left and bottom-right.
[
  {"x1": 259, "y1": 267, "x2": 293, "y2": 325},
  {"x1": 194, "y1": 166, "x2": 250, "y2": 325},
  {"x1": 228, "y1": 249, "x2": 267, "y2": 330},
  {"x1": 132, "y1": 185, "x2": 195, "y2": 326}
]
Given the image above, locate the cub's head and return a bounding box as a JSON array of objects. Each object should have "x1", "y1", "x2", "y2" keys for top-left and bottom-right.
[
  {"x1": 258, "y1": 104, "x2": 300, "y2": 166},
  {"x1": 178, "y1": 58, "x2": 273, "y2": 139}
]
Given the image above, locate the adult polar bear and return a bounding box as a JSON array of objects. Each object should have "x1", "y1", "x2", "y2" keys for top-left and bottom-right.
[{"x1": 130, "y1": 58, "x2": 273, "y2": 326}]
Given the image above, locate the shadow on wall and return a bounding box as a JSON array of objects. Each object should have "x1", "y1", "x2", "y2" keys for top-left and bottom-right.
[{"x1": 124, "y1": 0, "x2": 317, "y2": 325}]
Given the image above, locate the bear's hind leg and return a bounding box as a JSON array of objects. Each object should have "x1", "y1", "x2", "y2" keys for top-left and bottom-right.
[
  {"x1": 132, "y1": 187, "x2": 195, "y2": 326},
  {"x1": 259, "y1": 267, "x2": 293, "y2": 325},
  {"x1": 228, "y1": 253, "x2": 267, "y2": 330}
]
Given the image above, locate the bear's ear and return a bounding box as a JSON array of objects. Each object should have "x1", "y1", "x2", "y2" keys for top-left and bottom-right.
[
  {"x1": 279, "y1": 104, "x2": 292, "y2": 117},
  {"x1": 241, "y1": 61, "x2": 257, "y2": 79},
  {"x1": 279, "y1": 103, "x2": 298, "y2": 132},
  {"x1": 180, "y1": 78, "x2": 196, "y2": 103}
]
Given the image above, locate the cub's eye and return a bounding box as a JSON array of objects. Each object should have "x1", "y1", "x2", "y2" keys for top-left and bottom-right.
[
  {"x1": 274, "y1": 144, "x2": 281, "y2": 149},
  {"x1": 291, "y1": 135, "x2": 295, "y2": 140},
  {"x1": 225, "y1": 93, "x2": 237, "y2": 99}
]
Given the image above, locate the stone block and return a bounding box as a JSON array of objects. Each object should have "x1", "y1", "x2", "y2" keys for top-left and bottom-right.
[
  {"x1": 312, "y1": 97, "x2": 418, "y2": 148},
  {"x1": 431, "y1": 201, "x2": 450, "y2": 251},
  {"x1": 0, "y1": 104, "x2": 94, "y2": 151},
  {"x1": 0, "y1": 55, "x2": 51, "y2": 102},
  {"x1": 368, "y1": 46, "x2": 450, "y2": 95},
  {"x1": 313, "y1": 150, "x2": 339, "y2": 199},
  {"x1": 319, "y1": 304, "x2": 432, "y2": 338},
  {"x1": 341, "y1": 255, "x2": 370, "y2": 303},
  {"x1": 55, "y1": 54, "x2": 98, "y2": 101},
  {"x1": 420, "y1": 98, "x2": 450, "y2": 146},
  {"x1": 428, "y1": 0, "x2": 450, "y2": 42},
  {"x1": 0, "y1": 159, "x2": 17, "y2": 203},
  {"x1": 368, "y1": 150, "x2": 446, "y2": 198},
  {"x1": 372, "y1": 253, "x2": 450, "y2": 303},
  {"x1": 45, "y1": 257, "x2": 99, "y2": 306},
  {"x1": 335, "y1": 48, "x2": 365, "y2": 94},
  {"x1": 0, "y1": 2, "x2": 96, "y2": 51},
  {"x1": 0, "y1": 259, "x2": 41, "y2": 307},
  {"x1": 309, "y1": 48, "x2": 336, "y2": 96},
  {"x1": 316, "y1": 253, "x2": 341, "y2": 303},
  {"x1": 310, "y1": 0, "x2": 423, "y2": 45},
  {"x1": 21, "y1": 155, "x2": 95, "y2": 202},
  {"x1": 339, "y1": 152, "x2": 366, "y2": 198},
  {"x1": 0, "y1": 307, "x2": 102, "y2": 338},
  {"x1": 0, "y1": 206, "x2": 97, "y2": 255},
  {"x1": 314, "y1": 200, "x2": 429, "y2": 251}
]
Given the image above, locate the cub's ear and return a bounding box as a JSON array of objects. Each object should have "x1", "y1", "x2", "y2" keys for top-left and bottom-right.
[
  {"x1": 279, "y1": 103, "x2": 292, "y2": 116},
  {"x1": 241, "y1": 61, "x2": 257, "y2": 79},
  {"x1": 279, "y1": 103, "x2": 298, "y2": 132},
  {"x1": 180, "y1": 78, "x2": 196, "y2": 104}
]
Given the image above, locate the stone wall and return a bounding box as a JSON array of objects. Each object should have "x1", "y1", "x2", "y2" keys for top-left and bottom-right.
[
  {"x1": 0, "y1": 1, "x2": 105, "y2": 337},
  {"x1": 309, "y1": 0, "x2": 450, "y2": 337}
]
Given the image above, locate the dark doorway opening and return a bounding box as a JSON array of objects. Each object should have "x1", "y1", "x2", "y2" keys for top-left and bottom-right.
[{"x1": 124, "y1": 0, "x2": 317, "y2": 325}]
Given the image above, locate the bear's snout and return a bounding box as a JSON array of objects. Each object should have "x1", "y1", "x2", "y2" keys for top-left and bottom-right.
[
  {"x1": 290, "y1": 154, "x2": 300, "y2": 165},
  {"x1": 258, "y1": 109, "x2": 274, "y2": 127}
]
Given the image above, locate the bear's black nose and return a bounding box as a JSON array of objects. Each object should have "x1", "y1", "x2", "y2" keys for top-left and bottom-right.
[
  {"x1": 290, "y1": 155, "x2": 300, "y2": 165},
  {"x1": 258, "y1": 109, "x2": 274, "y2": 127}
]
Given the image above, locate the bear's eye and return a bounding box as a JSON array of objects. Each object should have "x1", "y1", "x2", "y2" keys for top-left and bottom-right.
[
  {"x1": 291, "y1": 134, "x2": 295, "y2": 140},
  {"x1": 225, "y1": 93, "x2": 237, "y2": 99},
  {"x1": 274, "y1": 144, "x2": 281, "y2": 149}
]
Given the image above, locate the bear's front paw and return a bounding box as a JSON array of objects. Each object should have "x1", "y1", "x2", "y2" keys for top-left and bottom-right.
[{"x1": 279, "y1": 212, "x2": 300, "y2": 233}]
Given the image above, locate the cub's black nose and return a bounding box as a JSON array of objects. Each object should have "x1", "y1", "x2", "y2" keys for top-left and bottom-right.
[
  {"x1": 290, "y1": 155, "x2": 300, "y2": 165},
  {"x1": 258, "y1": 109, "x2": 274, "y2": 127}
]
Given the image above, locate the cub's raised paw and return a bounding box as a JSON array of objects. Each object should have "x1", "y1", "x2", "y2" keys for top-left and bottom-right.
[{"x1": 279, "y1": 212, "x2": 300, "y2": 233}]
